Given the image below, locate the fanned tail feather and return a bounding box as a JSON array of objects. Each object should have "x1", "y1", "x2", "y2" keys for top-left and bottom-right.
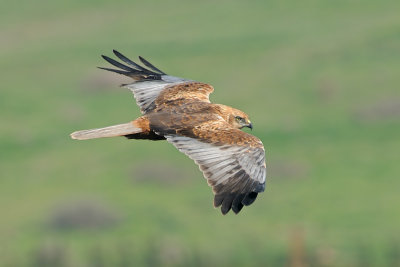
[{"x1": 70, "y1": 122, "x2": 141, "y2": 140}]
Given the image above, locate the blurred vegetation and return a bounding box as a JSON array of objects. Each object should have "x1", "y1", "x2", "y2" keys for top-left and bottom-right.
[{"x1": 1, "y1": 0, "x2": 400, "y2": 266}]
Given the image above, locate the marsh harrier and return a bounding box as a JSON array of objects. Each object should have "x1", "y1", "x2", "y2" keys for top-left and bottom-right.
[{"x1": 71, "y1": 50, "x2": 266, "y2": 214}]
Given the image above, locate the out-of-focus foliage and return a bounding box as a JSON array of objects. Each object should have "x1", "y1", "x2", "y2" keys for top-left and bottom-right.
[{"x1": 1, "y1": 0, "x2": 399, "y2": 266}]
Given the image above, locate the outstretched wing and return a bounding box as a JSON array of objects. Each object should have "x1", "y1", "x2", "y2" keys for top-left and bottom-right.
[
  {"x1": 162, "y1": 119, "x2": 266, "y2": 215},
  {"x1": 100, "y1": 50, "x2": 214, "y2": 114}
]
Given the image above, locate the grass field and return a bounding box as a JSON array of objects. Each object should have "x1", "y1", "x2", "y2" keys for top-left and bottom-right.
[{"x1": 1, "y1": 0, "x2": 400, "y2": 266}]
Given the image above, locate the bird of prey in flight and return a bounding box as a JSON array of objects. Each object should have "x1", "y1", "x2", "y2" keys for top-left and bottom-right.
[{"x1": 71, "y1": 50, "x2": 266, "y2": 214}]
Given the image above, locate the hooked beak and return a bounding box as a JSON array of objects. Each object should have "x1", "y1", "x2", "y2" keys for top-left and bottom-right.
[{"x1": 246, "y1": 122, "x2": 253, "y2": 130}]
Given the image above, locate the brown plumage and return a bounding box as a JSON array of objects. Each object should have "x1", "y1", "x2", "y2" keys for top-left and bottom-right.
[{"x1": 71, "y1": 50, "x2": 267, "y2": 215}]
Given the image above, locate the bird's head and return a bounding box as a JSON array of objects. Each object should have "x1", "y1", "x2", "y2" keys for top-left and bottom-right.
[{"x1": 228, "y1": 108, "x2": 253, "y2": 130}]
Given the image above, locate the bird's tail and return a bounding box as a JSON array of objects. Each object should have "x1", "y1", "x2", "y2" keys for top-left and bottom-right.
[{"x1": 70, "y1": 122, "x2": 142, "y2": 140}]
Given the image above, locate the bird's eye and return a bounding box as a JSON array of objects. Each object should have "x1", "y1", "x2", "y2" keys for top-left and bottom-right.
[{"x1": 235, "y1": 116, "x2": 245, "y2": 123}]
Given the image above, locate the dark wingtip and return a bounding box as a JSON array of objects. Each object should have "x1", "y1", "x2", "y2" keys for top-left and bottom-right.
[
  {"x1": 221, "y1": 206, "x2": 231, "y2": 215},
  {"x1": 111, "y1": 50, "x2": 150, "y2": 72},
  {"x1": 101, "y1": 54, "x2": 136, "y2": 72},
  {"x1": 215, "y1": 193, "x2": 252, "y2": 214},
  {"x1": 99, "y1": 52, "x2": 165, "y2": 82},
  {"x1": 213, "y1": 194, "x2": 224, "y2": 208},
  {"x1": 220, "y1": 194, "x2": 235, "y2": 215},
  {"x1": 231, "y1": 194, "x2": 245, "y2": 214},
  {"x1": 242, "y1": 192, "x2": 258, "y2": 206},
  {"x1": 232, "y1": 203, "x2": 244, "y2": 214},
  {"x1": 255, "y1": 182, "x2": 266, "y2": 193},
  {"x1": 112, "y1": 50, "x2": 124, "y2": 61},
  {"x1": 97, "y1": 66, "x2": 130, "y2": 76},
  {"x1": 138, "y1": 56, "x2": 166, "y2": 75}
]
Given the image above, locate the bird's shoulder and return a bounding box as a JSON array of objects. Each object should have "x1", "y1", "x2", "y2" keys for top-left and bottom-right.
[
  {"x1": 190, "y1": 119, "x2": 264, "y2": 149},
  {"x1": 155, "y1": 82, "x2": 214, "y2": 107}
]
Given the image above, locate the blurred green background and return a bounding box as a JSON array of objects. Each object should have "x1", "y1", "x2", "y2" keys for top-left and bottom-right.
[{"x1": 1, "y1": 0, "x2": 400, "y2": 266}]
